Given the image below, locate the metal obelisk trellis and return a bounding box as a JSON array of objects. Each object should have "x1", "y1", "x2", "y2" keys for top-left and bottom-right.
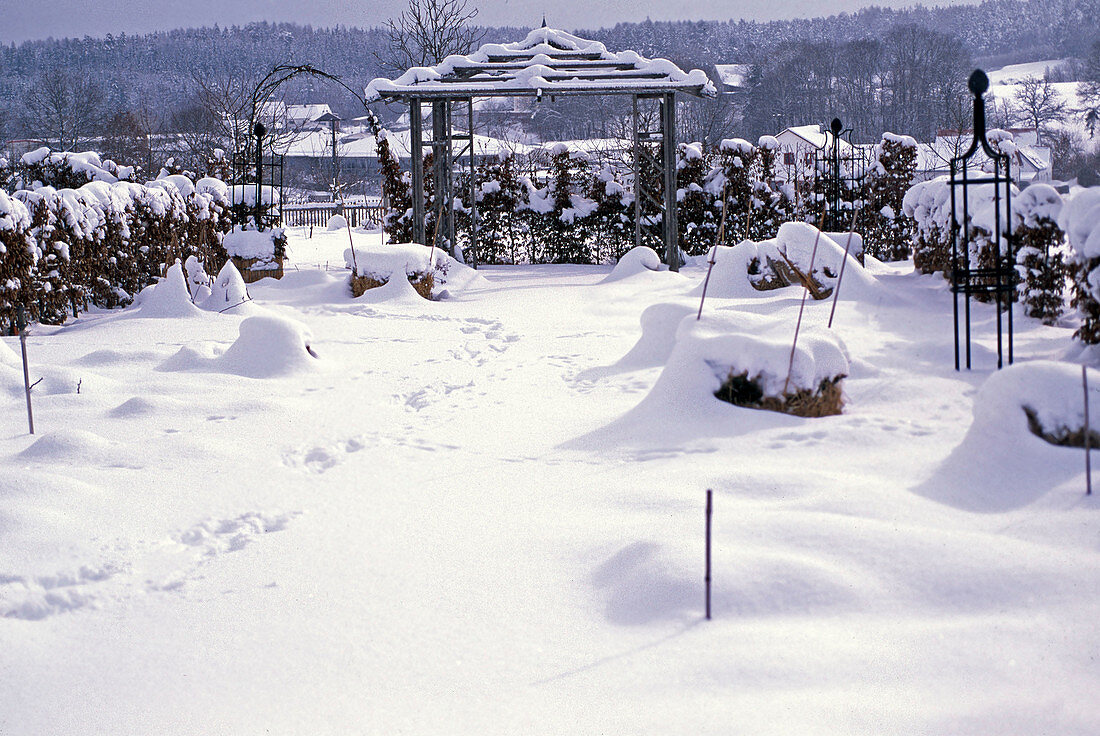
[
  {"x1": 950, "y1": 70, "x2": 1014, "y2": 371},
  {"x1": 812, "y1": 118, "x2": 864, "y2": 233}
]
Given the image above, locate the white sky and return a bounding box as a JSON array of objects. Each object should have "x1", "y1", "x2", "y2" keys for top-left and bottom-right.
[{"x1": 0, "y1": 0, "x2": 981, "y2": 44}]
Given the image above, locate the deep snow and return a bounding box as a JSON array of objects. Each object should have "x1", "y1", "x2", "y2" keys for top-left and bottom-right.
[{"x1": 2, "y1": 225, "x2": 1098, "y2": 734}]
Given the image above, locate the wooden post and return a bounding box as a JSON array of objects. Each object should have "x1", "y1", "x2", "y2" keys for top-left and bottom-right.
[
  {"x1": 1085, "y1": 365, "x2": 1092, "y2": 496},
  {"x1": 705, "y1": 488, "x2": 713, "y2": 620},
  {"x1": 17, "y1": 306, "x2": 34, "y2": 435},
  {"x1": 410, "y1": 99, "x2": 425, "y2": 245},
  {"x1": 661, "y1": 92, "x2": 679, "y2": 272}
]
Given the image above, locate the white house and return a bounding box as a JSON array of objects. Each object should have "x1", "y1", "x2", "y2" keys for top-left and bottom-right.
[
  {"x1": 914, "y1": 128, "x2": 1053, "y2": 183},
  {"x1": 770, "y1": 124, "x2": 867, "y2": 183}
]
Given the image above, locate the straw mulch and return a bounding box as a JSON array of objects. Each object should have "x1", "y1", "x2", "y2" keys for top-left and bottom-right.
[
  {"x1": 714, "y1": 371, "x2": 845, "y2": 418},
  {"x1": 1023, "y1": 406, "x2": 1100, "y2": 449},
  {"x1": 350, "y1": 272, "x2": 434, "y2": 300},
  {"x1": 231, "y1": 256, "x2": 284, "y2": 284},
  {"x1": 750, "y1": 253, "x2": 834, "y2": 300}
]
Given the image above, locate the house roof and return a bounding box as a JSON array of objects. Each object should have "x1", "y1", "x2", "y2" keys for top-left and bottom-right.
[
  {"x1": 714, "y1": 64, "x2": 751, "y2": 89},
  {"x1": 365, "y1": 27, "x2": 715, "y2": 102},
  {"x1": 282, "y1": 129, "x2": 529, "y2": 160},
  {"x1": 776, "y1": 124, "x2": 856, "y2": 152}
]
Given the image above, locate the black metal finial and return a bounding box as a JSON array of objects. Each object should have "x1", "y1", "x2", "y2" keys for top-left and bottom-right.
[
  {"x1": 968, "y1": 69, "x2": 989, "y2": 98},
  {"x1": 541, "y1": 15, "x2": 547, "y2": 27},
  {"x1": 254, "y1": 122, "x2": 267, "y2": 138},
  {"x1": 830, "y1": 118, "x2": 843, "y2": 136}
]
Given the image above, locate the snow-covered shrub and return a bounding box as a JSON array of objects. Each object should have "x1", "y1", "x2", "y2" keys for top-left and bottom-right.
[
  {"x1": 522, "y1": 144, "x2": 595, "y2": 264},
  {"x1": 0, "y1": 189, "x2": 36, "y2": 332},
  {"x1": 1060, "y1": 187, "x2": 1100, "y2": 344},
  {"x1": 676, "y1": 310, "x2": 849, "y2": 417},
  {"x1": 1013, "y1": 184, "x2": 1066, "y2": 325},
  {"x1": 14, "y1": 147, "x2": 134, "y2": 191},
  {"x1": 676, "y1": 142, "x2": 718, "y2": 257},
  {"x1": 701, "y1": 138, "x2": 794, "y2": 250},
  {"x1": 705, "y1": 138, "x2": 758, "y2": 244},
  {"x1": 863, "y1": 133, "x2": 917, "y2": 262},
  {"x1": 365, "y1": 111, "x2": 414, "y2": 244},
  {"x1": 1, "y1": 169, "x2": 232, "y2": 324},
  {"x1": 903, "y1": 175, "x2": 1019, "y2": 289},
  {"x1": 470, "y1": 152, "x2": 527, "y2": 264},
  {"x1": 586, "y1": 166, "x2": 632, "y2": 263}
]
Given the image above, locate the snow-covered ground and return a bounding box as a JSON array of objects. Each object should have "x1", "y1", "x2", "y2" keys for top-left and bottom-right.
[
  {"x1": 2, "y1": 226, "x2": 1099, "y2": 734},
  {"x1": 986, "y1": 59, "x2": 1091, "y2": 144}
]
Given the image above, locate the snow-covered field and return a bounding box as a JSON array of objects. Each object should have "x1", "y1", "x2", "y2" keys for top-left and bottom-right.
[
  {"x1": 987, "y1": 59, "x2": 1091, "y2": 144},
  {"x1": 2, "y1": 226, "x2": 1099, "y2": 734}
]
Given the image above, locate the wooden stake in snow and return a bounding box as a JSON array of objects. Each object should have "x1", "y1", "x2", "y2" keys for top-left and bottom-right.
[
  {"x1": 705, "y1": 488, "x2": 713, "y2": 620},
  {"x1": 827, "y1": 206, "x2": 860, "y2": 329},
  {"x1": 17, "y1": 306, "x2": 34, "y2": 435},
  {"x1": 1085, "y1": 365, "x2": 1092, "y2": 496},
  {"x1": 783, "y1": 208, "x2": 828, "y2": 395}
]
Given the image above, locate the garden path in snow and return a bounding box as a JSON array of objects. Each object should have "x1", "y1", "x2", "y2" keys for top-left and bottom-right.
[{"x1": 1, "y1": 227, "x2": 1097, "y2": 734}]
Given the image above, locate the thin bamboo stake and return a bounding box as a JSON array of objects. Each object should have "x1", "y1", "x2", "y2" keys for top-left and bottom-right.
[
  {"x1": 697, "y1": 182, "x2": 731, "y2": 321},
  {"x1": 705, "y1": 488, "x2": 713, "y2": 620},
  {"x1": 828, "y1": 206, "x2": 861, "y2": 329},
  {"x1": 783, "y1": 207, "x2": 828, "y2": 395},
  {"x1": 1085, "y1": 365, "x2": 1092, "y2": 496},
  {"x1": 17, "y1": 307, "x2": 34, "y2": 435}
]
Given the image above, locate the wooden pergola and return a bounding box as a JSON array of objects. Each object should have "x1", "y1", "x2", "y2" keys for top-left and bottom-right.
[{"x1": 365, "y1": 26, "x2": 715, "y2": 270}]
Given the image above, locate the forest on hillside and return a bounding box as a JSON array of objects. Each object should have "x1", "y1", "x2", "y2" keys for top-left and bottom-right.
[{"x1": 0, "y1": 0, "x2": 1097, "y2": 171}]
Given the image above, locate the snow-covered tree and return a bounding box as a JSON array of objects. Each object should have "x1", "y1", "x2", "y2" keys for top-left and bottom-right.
[{"x1": 1013, "y1": 183, "x2": 1066, "y2": 325}]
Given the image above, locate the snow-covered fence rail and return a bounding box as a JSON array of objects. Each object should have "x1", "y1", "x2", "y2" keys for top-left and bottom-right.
[{"x1": 283, "y1": 203, "x2": 384, "y2": 230}]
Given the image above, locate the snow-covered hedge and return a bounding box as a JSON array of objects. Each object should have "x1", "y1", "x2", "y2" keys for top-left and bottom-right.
[
  {"x1": 903, "y1": 175, "x2": 1018, "y2": 288},
  {"x1": 0, "y1": 155, "x2": 231, "y2": 330},
  {"x1": 1060, "y1": 187, "x2": 1100, "y2": 344},
  {"x1": 862, "y1": 133, "x2": 917, "y2": 262}
]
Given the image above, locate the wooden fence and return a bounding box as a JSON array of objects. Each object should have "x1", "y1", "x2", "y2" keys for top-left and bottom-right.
[{"x1": 282, "y1": 203, "x2": 385, "y2": 229}]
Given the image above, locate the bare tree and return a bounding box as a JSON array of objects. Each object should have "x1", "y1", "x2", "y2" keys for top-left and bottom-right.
[
  {"x1": 679, "y1": 94, "x2": 741, "y2": 152},
  {"x1": 1014, "y1": 76, "x2": 1068, "y2": 143},
  {"x1": 170, "y1": 102, "x2": 225, "y2": 173},
  {"x1": 22, "y1": 68, "x2": 104, "y2": 150},
  {"x1": 1080, "y1": 39, "x2": 1100, "y2": 138},
  {"x1": 380, "y1": 0, "x2": 485, "y2": 73}
]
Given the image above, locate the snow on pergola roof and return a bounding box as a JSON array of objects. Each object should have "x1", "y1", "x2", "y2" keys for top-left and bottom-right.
[{"x1": 365, "y1": 27, "x2": 716, "y2": 101}]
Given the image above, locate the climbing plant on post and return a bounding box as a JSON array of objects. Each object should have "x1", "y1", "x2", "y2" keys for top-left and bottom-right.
[{"x1": 365, "y1": 110, "x2": 414, "y2": 243}]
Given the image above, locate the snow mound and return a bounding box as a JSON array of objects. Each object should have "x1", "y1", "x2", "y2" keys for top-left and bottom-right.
[
  {"x1": 573, "y1": 310, "x2": 849, "y2": 447},
  {"x1": 18, "y1": 429, "x2": 137, "y2": 467},
  {"x1": 689, "y1": 224, "x2": 877, "y2": 301},
  {"x1": 0, "y1": 338, "x2": 18, "y2": 367},
  {"x1": 601, "y1": 246, "x2": 663, "y2": 283},
  {"x1": 198, "y1": 260, "x2": 255, "y2": 314},
  {"x1": 432, "y1": 259, "x2": 489, "y2": 300},
  {"x1": 74, "y1": 348, "x2": 163, "y2": 366},
  {"x1": 215, "y1": 315, "x2": 319, "y2": 378},
  {"x1": 327, "y1": 214, "x2": 348, "y2": 231},
  {"x1": 914, "y1": 361, "x2": 1097, "y2": 512},
  {"x1": 159, "y1": 315, "x2": 318, "y2": 378},
  {"x1": 614, "y1": 302, "x2": 695, "y2": 370},
  {"x1": 132, "y1": 264, "x2": 205, "y2": 319},
  {"x1": 107, "y1": 396, "x2": 161, "y2": 418},
  {"x1": 353, "y1": 270, "x2": 427, "y2": 304}
]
